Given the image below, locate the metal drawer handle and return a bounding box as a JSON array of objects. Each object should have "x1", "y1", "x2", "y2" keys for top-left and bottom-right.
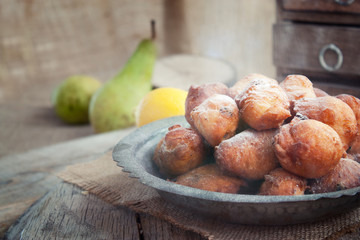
[
  {"x1": 319, "y1": 44, "x2": 343, "y2": 72},
  {"x1": 334, "y1": 0, "x2": 355, "y2": 6}
]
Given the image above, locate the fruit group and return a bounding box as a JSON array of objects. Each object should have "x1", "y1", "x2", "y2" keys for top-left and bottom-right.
[
  {"x1": 89, "y1": 38, "x2": 156, "y2": 132},
  {"x1": 135, "y1": 87, "x2": 188, "y2": 127},
  {"x1": 53, "y1": 75, "x2": 101, "y2": 124}
]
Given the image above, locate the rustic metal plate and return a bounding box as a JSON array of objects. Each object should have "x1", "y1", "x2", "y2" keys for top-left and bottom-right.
[{"x1": 112, "y1": 116, "x2": 360, "y2": 225}]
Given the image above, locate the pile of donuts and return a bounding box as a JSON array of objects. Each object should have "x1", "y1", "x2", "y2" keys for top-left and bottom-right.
[{"x1": 152, "y1": 74, "x2": 360, "y2": 196}]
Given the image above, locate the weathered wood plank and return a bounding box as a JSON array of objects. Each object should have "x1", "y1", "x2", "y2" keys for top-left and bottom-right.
[
  {"x1": 4, "y1": 183, "x2": 206, "y2": 240},
  {"x1": 282, "y1": 0, "x2": 360, "y2": 13},
  {"x1": 273, "y1": 22, "x2": 360, "y2": 77},
  {"x1": 276, "y1": 0, "x2": 360, "y2": 25},
  {"x1": 0, "y1": 103, "x2": 94, "y2": 157},
  {"x1": 4, "y1": 183, "x2": 140, "y2": 240},
  {"x1": 139, "y1": 212, "x2": 206, "y2": 240},
  {"x1": 0, "y1": 127, "x2": 134, "y2": 236}
]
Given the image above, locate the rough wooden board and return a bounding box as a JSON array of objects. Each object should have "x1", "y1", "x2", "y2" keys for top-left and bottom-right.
[
  {"x1": 0, "y1": 127, "x2": 134, "y2": 237},
  {"x1": 276, "y1": 0, "x2": 360, "y2": 25},
  {"x1": 281, "y1": 0, "x2": 360, "y2": 13},
  {"x1": 0, "y1": 103, "x2": 94, "y2": 157},
  {"x1": 138, "y1": 212, "x2": 206, "y2": 240},
  {"x1": 4, "y1": 182, "x2": 205, "y2": 240},
  {"x1": 273, "y1": 22, "x2": 360, "y2": 76},
  {"x1": 4, "y1": 183, "x2": 140, "y2": 240}
]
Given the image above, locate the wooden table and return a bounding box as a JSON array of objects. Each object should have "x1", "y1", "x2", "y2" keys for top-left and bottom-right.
[{"x1": 0, "y1": 127, "x2": 204, "y2": 239}]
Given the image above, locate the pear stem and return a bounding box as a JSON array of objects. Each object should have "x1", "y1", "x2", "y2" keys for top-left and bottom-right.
[{"x1": 151, "y1": 20, "x2": 156, "y2": 40}]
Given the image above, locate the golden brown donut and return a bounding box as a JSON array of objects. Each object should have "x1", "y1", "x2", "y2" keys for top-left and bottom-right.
[
  {"x1": 215, "y1": 129, "x2": 279, "y2": 180},
  {"x1": 347, "y1": 137, "x2": 360, "y2": 163},
  {"x1": 235, "y1": 77, "x2": 291, "y2": 130},
  {"x1": 308, "y1": 158, "x2": 360, "y2": 194},
  {"x1": 185, "y1": 83, "x2": 228, "y2": 127},
  {"x1": 228, "y1": 73, "x2": 270, "y2": 99},
  {"x1": 292, "y1": 96, "x2": 357, "y2": 150},
  {"x1": 259, "y1": 168, "x2": 307, "y2": 196},
  {"x1": 175, "y1": 164, "x2": 248, "y2": 194},
  {"x1": 191, "y1": 94, "x2": 239, "y2": 147},
  {"x1": 274, "y1": 117, "x2": 343, "y2": 179},
  {"x1": 336, "y1": 94, "x2": 360, "y2": 125},
  {"x1": 153, "y1": 125, "x2": 207, "y2": 177},
  {"x1": 336, "y1": 94, "x2": 360, "y2": 153},
  {"x1": 279, "y1": 74, "x2": 316, "y2": 102},
  {"x1": 313, "y1": 87, "x2": 329, "y2": 97}
]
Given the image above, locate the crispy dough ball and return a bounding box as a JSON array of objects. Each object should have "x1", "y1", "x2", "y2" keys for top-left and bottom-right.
[
  {"x1": 185, "y1": 83, "x2": 228, "y2": 127},
  {"x1": 235, "y1": 78, "x2": 291, "y2": 130},
  {"x1": 308, "y1": 158, "x2": 360, "y2": 194},
  {"x1": 279, "y1": 75, "x2": 316, "y2": 102},
  {"x1": 191, "y1": 94, "x2": 239, "y2": 147},
  {"x1": 175, "y1": 164, "x2": 248, "y2": 194},
  {"x1": 292, "y1": 96, "x2": 357, "y2": 150},
  {"x1": 259, "y1": 168, "x2": 307, "y2": 196},
  {"x1": 313, "y1": 87, "x2": 329, "y2": 97},
  {"x1": 215, "y1": 129, "x2": 279, "y2": 180},
  {"x1": 336, "y1": 94, "x2": 360, "y2": 153},
  {"x1": 336, "y1": 94, "x2": 360, "y2": 128},
  {"x1": 343, "y1": 152, "x2": 358, "y2": 162},
  {"x1": 153, "y1": 125, "x2": 207, "y2": 177},
  {"x1": 347, "y1": 137, "x2": 360, "y2": 163},
  {"x1": 274, "y1": 118, "x2": 343, "y2": 179},
  {"x1": 228, "y1": 73, "x2": 270, "y2": 99}
]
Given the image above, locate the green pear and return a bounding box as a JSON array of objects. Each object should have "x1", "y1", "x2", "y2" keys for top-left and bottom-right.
[
  {"x1": 53, "y1": 75, "x2": 102, "y2": 124},
  {"x1": 89, "y1": 39, "x2": 156, "y2": 133}
]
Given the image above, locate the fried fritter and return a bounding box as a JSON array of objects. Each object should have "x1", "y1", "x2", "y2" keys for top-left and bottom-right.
[
  {"x1": 215, "y1": 129, "x2": 279, "y2": 180},
  {"x1": 347, "y1": 137, "x2": 360, "y2": 163},
  {"x1": 235, "y1": 77, "x2": 291, "y2": 130},
  {"x1": 336, "y1": 94, "x2": 360, "y2": 128},
  {"x1": 308, "y1": 158, "x2": 360, "y2": 194},
  {"x1": 153, "y1": 125, "x2": 207, "y2": 177},
  {"x1": 175, "y1": 164, "x2": 248, "y2": 194},
  {"x1": 336, "y1": 94, "x2": 360, "y2": 153},
  {"x1": 279, "y1": 74, "x2": 316, "y2": 102},
  {"x1": 191, "y1": 94, "x2": 239, "y2": 147},
  {"x1": 313, "y1": 87, "x2": 329, "y2": 97},
  {"x1": 228, "y1": 73, "x2": 270, "y2": 99},
  {"x1": 185, "y1": 83, "x2": 228, "y2": 127},
  {"x1": 292, "y1": 96, "x2": 357, "y2": 150},
  {"x1": 274, "y1": 117, "x2": 343, "y2": 179},
  {"x1": 259, "y1": 168, "x2": 307, "y2": 196}
]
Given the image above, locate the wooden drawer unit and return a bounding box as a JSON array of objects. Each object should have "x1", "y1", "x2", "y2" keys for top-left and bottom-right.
[
  {"x1": 278, "y1": 0, "x2": 360, "y2": 25},
  {"x1": 274, "y1": 0, "x2": 360, "y2": 84}
]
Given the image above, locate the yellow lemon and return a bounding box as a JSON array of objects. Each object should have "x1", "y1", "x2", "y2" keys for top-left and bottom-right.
[{"x1": 135, "y1": 87, "x2": 188, "y2": 127}]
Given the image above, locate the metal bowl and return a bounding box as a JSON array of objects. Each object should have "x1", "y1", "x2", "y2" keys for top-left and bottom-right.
[{"x1": 112, "y1": 116, "x2": 360, "y2": 225}]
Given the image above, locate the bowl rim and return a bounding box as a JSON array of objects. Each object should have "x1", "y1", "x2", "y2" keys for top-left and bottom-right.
[{"x1": 112, "y1": 116, "x2": 360, "y2": 204}]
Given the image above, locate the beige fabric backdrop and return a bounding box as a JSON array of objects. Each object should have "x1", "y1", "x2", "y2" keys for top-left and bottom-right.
[{"x1": 0, "y1": 0, "x2": 276, "y2": 104}]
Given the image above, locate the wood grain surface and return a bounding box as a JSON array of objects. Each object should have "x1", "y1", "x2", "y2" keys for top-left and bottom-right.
[
  {"x1": 273, "y1": 22, "x2": 360, "y2": 77},
  {"x1": 277, "y1": 0, "x2": 360, "y2": 25},
  {"x1": 0, "y1": 127, "x2": 207, "y2": 239},
  {"x1": 4, "y1": 183, "x2": 204, "y2": 240},
  {"x1": 0, "y1": 129, "x2": 134, "y2": 237},
  {"x1": 0, "y1": 103, "x2": 93, "y2": 157},
  {"x1": 282, "y1": 0, "x2": 360, "y2": 13}
]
